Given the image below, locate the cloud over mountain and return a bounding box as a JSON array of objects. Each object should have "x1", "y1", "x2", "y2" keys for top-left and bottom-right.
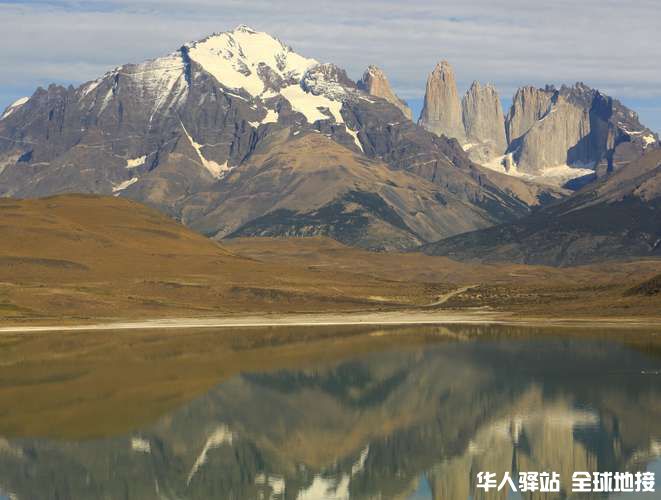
[{"x1": 1, "y1": 1, "x2": 660, "y2": 131}]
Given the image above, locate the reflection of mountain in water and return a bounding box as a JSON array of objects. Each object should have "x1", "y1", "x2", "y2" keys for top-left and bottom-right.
[{"x1": 0, "y1": 332, "x2": 660, "y2": 499}]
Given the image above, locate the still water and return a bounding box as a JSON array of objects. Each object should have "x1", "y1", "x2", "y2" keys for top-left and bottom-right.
[{"x1": 0, "y1": 325, "x2": 660, "y2": 499}]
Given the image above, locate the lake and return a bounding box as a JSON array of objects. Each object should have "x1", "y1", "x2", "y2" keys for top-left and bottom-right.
[{"x1": 0, "y1": 324, "x2": 659, "y2": 499}]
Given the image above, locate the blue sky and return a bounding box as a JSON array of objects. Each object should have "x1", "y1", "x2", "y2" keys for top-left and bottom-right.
[{"x1": 1, "y1": 0, "x2": 659, "y2": 132}]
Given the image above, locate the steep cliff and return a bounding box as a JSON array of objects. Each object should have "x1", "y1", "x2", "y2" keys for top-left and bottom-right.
[
  {"x1": 461, "y1": 81, "x2": 507, "y2": 163},
  {"x1": 418, "y1": 61, "x2": 466, "y2": 142},
  {"x1": 505, "y1": 85, "x2": 555, "y2": 144},
  {"x1": 357, "y1": 65, "x2": 412, "y2": 120}
]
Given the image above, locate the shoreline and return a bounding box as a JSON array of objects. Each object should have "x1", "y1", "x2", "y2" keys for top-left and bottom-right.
[{"x1": 2, "y1": 310, "x2": 661, "y2": 333}]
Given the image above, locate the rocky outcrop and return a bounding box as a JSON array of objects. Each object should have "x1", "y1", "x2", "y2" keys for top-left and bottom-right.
[
  {"x1": 505, "y1": 86, "x2": 555, "y2": 144},
  {"x1": 512, "y1": 96, "x2": 591, "y2": 174},
  {"x1": 504, "y1": 83, "x2": 659, "y2": 177},
  {"x1": 357, "y1": 65, "x2": 412, "y2": 120},
  {"x1": 418, "y1": 61, "x2": 465, "y2": 142},
  {"x1": 302, "y1": 63, "x2": 358, "y2": 99},
  {"x1": 461, "y1": 81, "x2": 507, "y2": 163}
]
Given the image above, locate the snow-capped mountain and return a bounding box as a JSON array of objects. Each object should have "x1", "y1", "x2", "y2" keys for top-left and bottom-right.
[{"x1": 0, "y1": 25, "x2": 552, "y2": 250}]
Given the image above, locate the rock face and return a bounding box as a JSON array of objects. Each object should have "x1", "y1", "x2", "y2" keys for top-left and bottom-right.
[
  {"x1": 505, "y1": 86, "x2": 555, "y2": 144},
  {"x1": 461, "y1": 81, "x2": 507, "y2": 163},
  {"x1": 418, "y1": 61, "x2": 466, "y2": 142},
  {"x1": 357, "y1": 65, "x2": 412, "y2": 120}
]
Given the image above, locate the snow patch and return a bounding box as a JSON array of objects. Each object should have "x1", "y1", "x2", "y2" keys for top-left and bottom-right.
[
  {"x1": 542, "y1": 164, "x2": 595, "y2": 184},
  {"x1": 619, "y1": 123, "x2": 644, "y2": 135},
  {"x1": 1, "y1": 97, "x2": 29, "y2": 120},
  {"x1": 0, "y1": 153, "x2": 21, "y2": 176},
  {"x1": 99, "y1": 84, "x2": 117, "y2": 114},
  {"x1": 481, "y1": 154, "x2": 593, "y2": 187},
  {"x1": 296, "y1": 475, "x2": 350, "y2": 500},
  {"x1": 112, "y1": 177, "x2": 138, "y2": 194},
  {"x1": 131, "y1": 437, "x2": 151, "y2": 453},
  {"x1": 187, "y1": 425, "x2": 234, "y2": 485},
  {"x1": 351, "y1": 445, "x2": 369, "y2": 475},
  {"x1": 262, "y1": 108, "x2": 279, "y2": 124},
  {"x1": 280, "y1": 85, "x2": 343, "y2": 124},
  {"x1": 249, "y1": 108, "x2": 279, "y2": 128},
  {"x1": 345, "y1": 126, "x2": 363, "y2": 152},
  {"x1": 293, "y1": 445, "x2": 369, "y2": 498},
  {"x1": 643, "y1": 134, "x2": 657, "y2": 148},
  {"x1": 81, "y1": 79, "x2": 102, "y2": 98},
  {"x1": 126, "y1": 155, "x2": 146, "y2": 169},
  {"x1": 255, "y1": 474, "x2": 285, "y2": 496},
  {"x1": 180, "y1": 122, "x2": 231, "y2": 179}
]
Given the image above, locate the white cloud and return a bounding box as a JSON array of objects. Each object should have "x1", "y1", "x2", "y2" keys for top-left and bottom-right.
[{"x1": 1, "y1": 0, "x2": 660, "y2": 130}]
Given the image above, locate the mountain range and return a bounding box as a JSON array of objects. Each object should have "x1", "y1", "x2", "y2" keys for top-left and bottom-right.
[
  {"x1": 418, "y1": 62, "x2": 658, "y2": 185},
  {"x1": 0, "y1": 25, "x2": 659, "y2": 259}
]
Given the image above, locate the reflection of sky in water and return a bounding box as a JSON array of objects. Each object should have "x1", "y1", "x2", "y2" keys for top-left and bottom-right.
[
  {"x1": 408, "y1": 476, "x2": 432, "y2": 499},
  {"x1": 0, "y1": 330, "x2": 660, "y2": 499}
]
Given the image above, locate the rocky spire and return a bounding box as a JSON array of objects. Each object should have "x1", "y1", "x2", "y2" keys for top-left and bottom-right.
[
  {"x1": 461, "y1": 81, "x2": 507, "y2": 153},
  {"x1": 505, "y1": 86, "x2": 555, "y2": 144},
  {"x1": 358, "y1": 65, "x2": 412, "y2": 120},
  {"x1": 418, "y1": 61, "x2": 465, "y2": 142}
]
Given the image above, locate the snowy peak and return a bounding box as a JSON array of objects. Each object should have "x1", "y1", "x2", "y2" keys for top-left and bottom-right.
[
  {"x1": 233, "y1": 24, "x2": 258, "y2": 33},
  {"x1": 185, "y1": 26, "x2": 318, "y2": 97}
]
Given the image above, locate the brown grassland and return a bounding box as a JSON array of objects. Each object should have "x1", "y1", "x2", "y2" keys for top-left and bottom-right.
[{"x1": 1, "y1": 194, "x2": 660, "y2": 324}]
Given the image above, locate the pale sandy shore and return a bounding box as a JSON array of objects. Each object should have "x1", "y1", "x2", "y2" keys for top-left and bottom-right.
[{"x1": 1, "y1": 310, "x2": 661, "y2": 333}]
